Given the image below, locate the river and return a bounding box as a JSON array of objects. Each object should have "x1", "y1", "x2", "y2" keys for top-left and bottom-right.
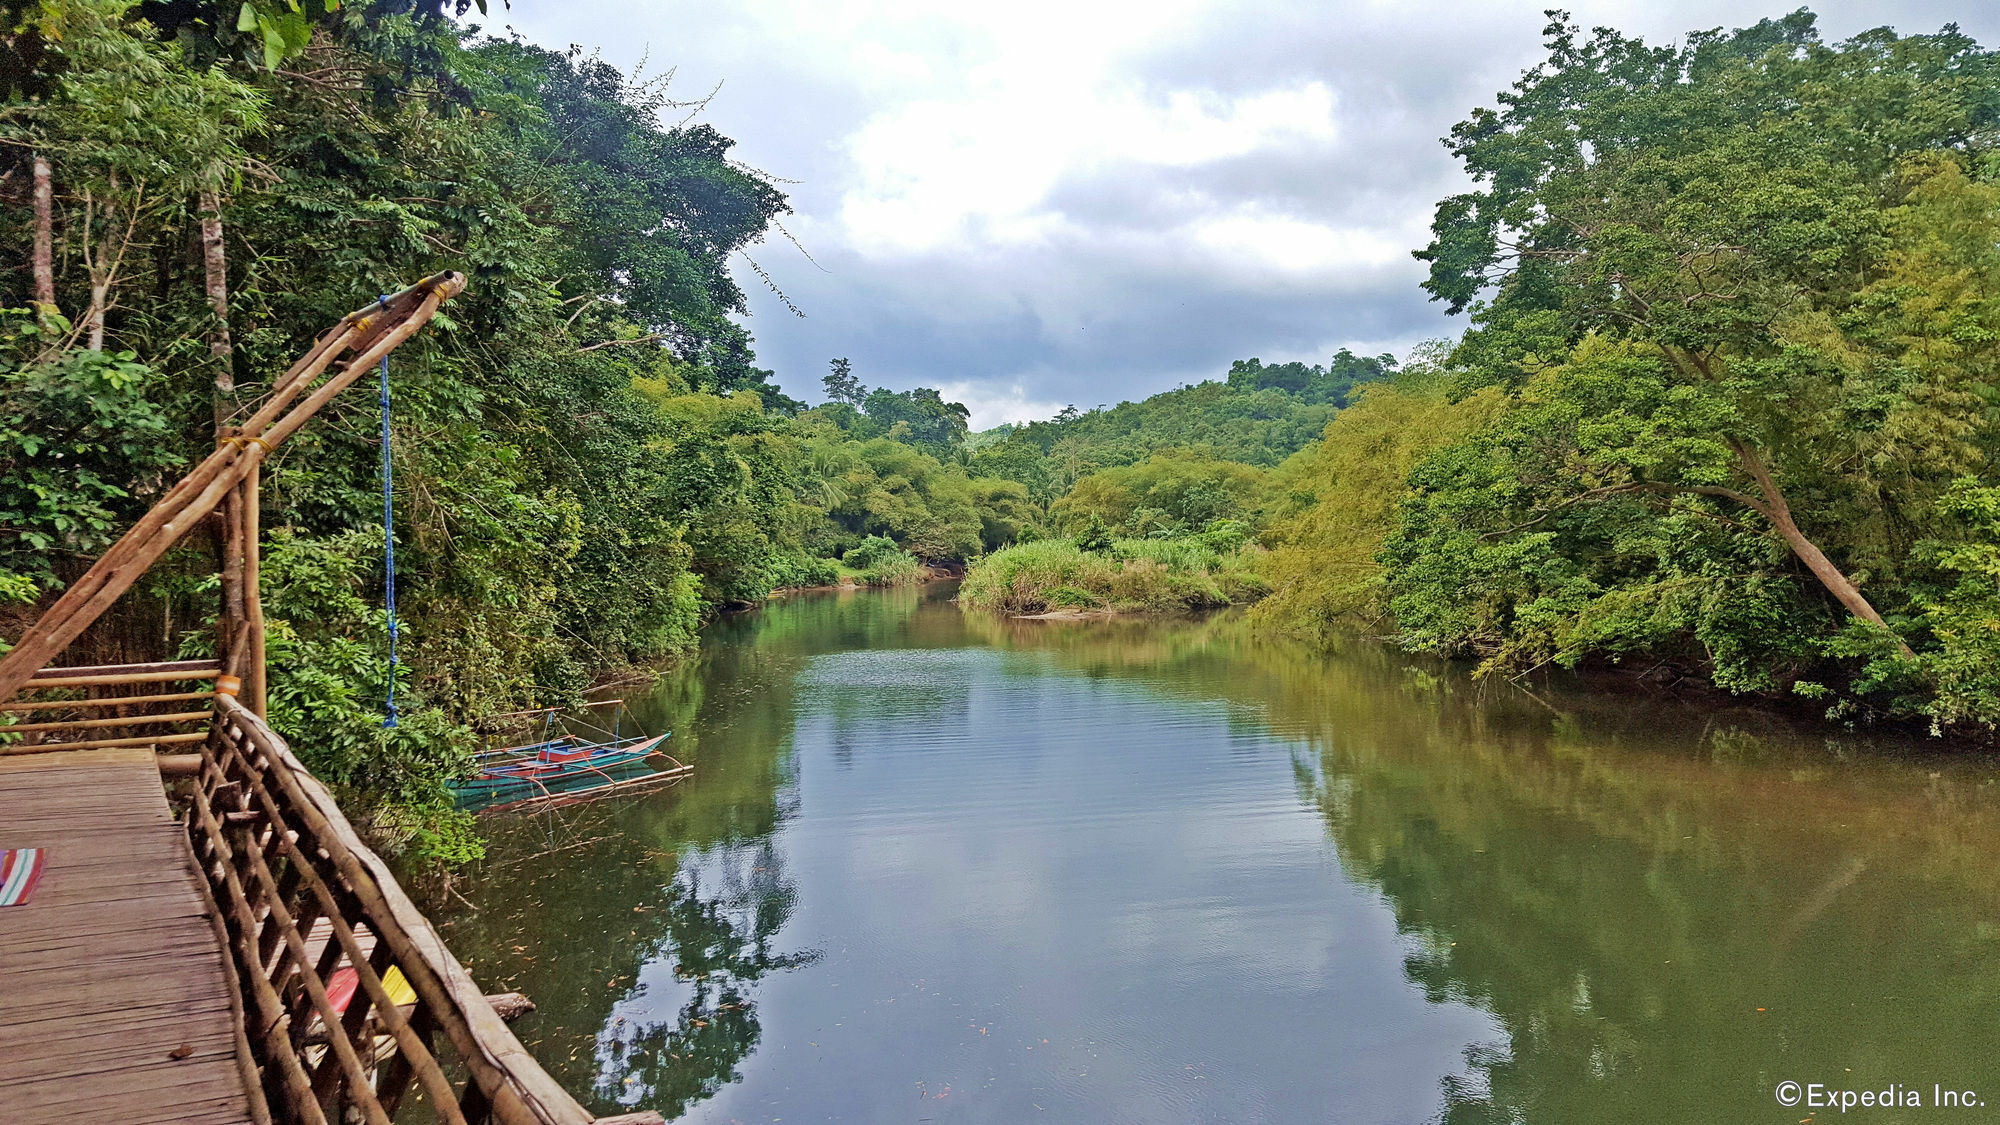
[{"x1": 433, "y1": 583, "x2": 2000, "y2": 1124}]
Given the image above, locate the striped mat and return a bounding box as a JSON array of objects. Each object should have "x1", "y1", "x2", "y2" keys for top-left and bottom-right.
[{"x1": 0, "y1": 848, "x2": 47, "y2": 906}]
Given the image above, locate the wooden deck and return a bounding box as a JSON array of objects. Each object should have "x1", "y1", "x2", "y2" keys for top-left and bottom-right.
[{"x1": 0, "y1": 747, "x2": 257, "y2": 1125}]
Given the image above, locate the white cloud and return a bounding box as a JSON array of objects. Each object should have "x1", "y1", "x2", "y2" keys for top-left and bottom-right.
[
  {"x1": 934, "y1": 380, "x2": 1070, "y2": 432},
  {"x1": 839, "y1": 70, "x2": 1344, "y2": 260},
  {"x1": 1187, "y1": 208, "x2": 1412, "y2": 278}
]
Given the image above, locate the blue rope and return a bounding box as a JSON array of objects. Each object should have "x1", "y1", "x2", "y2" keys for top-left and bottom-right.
[{"x1": 377, "y1": 297, "x2": 400, "y2": 730}]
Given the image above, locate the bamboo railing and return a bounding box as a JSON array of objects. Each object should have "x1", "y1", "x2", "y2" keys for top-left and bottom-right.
[
  {"x1": 191, "y1": 695, "x2": 622, "y2": 1125},
  {"x1": 0, "y1": 659, "x2": 220, "y2": 753}
]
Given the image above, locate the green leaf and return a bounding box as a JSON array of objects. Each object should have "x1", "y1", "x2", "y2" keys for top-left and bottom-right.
[{"x1": 260, "y1": 19, "x2": 285, "y2": 70}]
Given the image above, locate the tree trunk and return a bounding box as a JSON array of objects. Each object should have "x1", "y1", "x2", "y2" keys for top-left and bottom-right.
[
  {"x1": 200, "y1": 188, "x2": 236, "y2": 430},
  {"x1": 1733, "y1": 441, "x2": 1915, "y2": 656},
  {"x1": 84, "y1": 188, "x2": 109, "y2": 351},
  {"x1": 86, "y1": 272, "x2": 107, "y2": 350},
  {"x1": 31, "y1": 154, "x2": 54, "y2": 314}
]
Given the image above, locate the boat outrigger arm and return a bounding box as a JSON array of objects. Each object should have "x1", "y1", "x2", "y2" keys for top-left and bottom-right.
[{"x1": 450, "y1": 701, "x2": 688, "y2": 810}]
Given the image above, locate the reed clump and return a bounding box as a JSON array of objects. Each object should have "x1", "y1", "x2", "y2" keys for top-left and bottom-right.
[{"x1": 959, "y1": 538, "x2": 1267, "y2": 615}]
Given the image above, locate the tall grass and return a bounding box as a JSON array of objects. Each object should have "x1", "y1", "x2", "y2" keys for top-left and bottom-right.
[
  {"x1": 837, "y1": 535, "x2": 927, "y2": 587},
  {"x1": 960, "y1": 539, "x2": 1267, "y2": 615},
  {"x1": 849, "y1": 551, "x2": 926, "y2": 587}
]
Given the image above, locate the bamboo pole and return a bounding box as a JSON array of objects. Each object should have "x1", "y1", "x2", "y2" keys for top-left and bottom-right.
[
  {"x1": 24, "y1": 669, "x2": 219, "y2": 689},
  {"x1": 186, "y1": 768, "x2": 332, "y2": 1125},
  {"x1": 253, "y1": 285, "x2": 453, "y2": 452},
  {"x1": 208, "y1": 712, "x2": 473, "y2": 1124},
  {"x1": 178, "y1": 831, "x2": 276, "y2": 1125},
  {"x1": 28, "y1": 659, "x2": 220, "y2": 679},
  {"x1": 1, "y1": 730, "x2": 209, "y2": 754},
  {"x1": 226, "y1": 823, "x2": 395, "y2": 1125},
  {"x1": 2, "y1": 709, "x2": 210, "y2": 734},
  {"x1": 0, "y1": 272, "x2": 464, "y2": 702},
  {"x1": 300, "y1": 991, "x2": 534, "y2": 1040},
  {"x1": 220, "y1": 448, "x2": 245, "y2": 673},
  {"x1": 244, "y1": 460, "x2": 266, "y2": 717},
  {"x1": 374, "y1": 1007, "x2": 437, "y2": 1119},
  {"x1": 0, "y1": 690, "x2": 214, "y2": 712},
  {"x1": 157, "y1": 753, "x2": 204, "y2": 776}
]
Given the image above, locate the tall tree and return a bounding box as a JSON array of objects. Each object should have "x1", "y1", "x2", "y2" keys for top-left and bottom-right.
[
  {"x1": 823, "y1": 356, "x2": 865, "y2": 405},
  {"x1": 5, "y1": 0, "x2": 261, "y2": 350},
  {"x1": 1415, "y1": 11, "x2": 2000, "y2": 652}
]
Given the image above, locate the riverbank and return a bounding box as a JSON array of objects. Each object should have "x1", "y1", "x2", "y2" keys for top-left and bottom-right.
[
  {"x1": 958, "y1": 538, "x2": 1268, "y2": 616},
  {"x1": 767, "y1": 564, "x2": 957, "y2": 599}
]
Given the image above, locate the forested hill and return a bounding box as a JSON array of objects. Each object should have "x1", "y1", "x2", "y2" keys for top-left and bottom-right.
[{"x1": 975, "y1": 349, "x2": 1395, "y2": 474}]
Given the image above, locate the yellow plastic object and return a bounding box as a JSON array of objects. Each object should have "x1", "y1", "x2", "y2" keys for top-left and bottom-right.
[{"x1": 382, "y1": 965, "x2": 417, "y2": 1008}]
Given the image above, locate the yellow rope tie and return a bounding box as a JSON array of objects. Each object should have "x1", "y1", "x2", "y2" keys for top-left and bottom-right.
[{"x1": 216, "y1": 436, "x2": 274, "y2": 455}]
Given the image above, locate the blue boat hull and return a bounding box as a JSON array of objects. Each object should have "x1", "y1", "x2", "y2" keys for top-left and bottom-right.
[{"x1": 447, "y1": 733, "x2": 671, "y2": 809}]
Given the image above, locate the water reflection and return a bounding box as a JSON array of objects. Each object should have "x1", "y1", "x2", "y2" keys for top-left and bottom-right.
[
  {"x1": 433, "y1": 586, "x2": 2000, "y2": 1125},
  {"x1": 970, "y1": 612, "x2": 2000, "y2": 1123},
  {"x1": 593, "y1": 839, "x2": 818, "y2": 1116}
]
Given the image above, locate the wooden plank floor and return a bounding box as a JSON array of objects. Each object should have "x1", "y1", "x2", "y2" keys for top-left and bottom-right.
[{"x1": 0, "y1": 748, "x2": 256, "y2": 1125}]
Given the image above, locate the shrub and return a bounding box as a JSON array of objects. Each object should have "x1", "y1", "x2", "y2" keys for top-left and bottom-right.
[
  {"x1": 843, "y1": 535, "x2": 905, "y2": 571},
  {"x1": 768, "y1": 552, "x2": 840, "y2": 590},
  {"x1": 856, "y1": 550, "x2": 925, "y2": 587},
  {"x1": 1195, "y1": 518, "x2": 1250, "y2": 554},
  {"x1": 1072, "y1": 515, "x2": 1114, "y2": 554},
  {"x1": 960, "y1": 537, "x2": 1265, "y2": 615},
  {"x1": 839, "y1": 535, "x2": 924, "y2": 586}
]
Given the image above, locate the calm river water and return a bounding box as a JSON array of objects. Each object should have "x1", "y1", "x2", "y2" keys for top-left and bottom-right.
[{"x1": 433, "y1": 583, "x2": 2000, "y2": 1124}]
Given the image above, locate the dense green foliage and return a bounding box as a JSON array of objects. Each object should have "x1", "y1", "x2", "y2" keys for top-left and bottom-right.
[
  {"x1": 10, "y1": 0, "x2": 1997, "y2": 894},
  {"x1": 1053, "y1": 449, "x2": 1268, "y2": 538},
  {"x1": 1251, "y1": 12, "x2": 2000, "y2": 736},
  {"x1": 954, "y1": 351, "x2": 1399, "y2": 615},
  {"x1": 815, "y1": 362, "x2": 971, "y2": 456},
  {"x1": 1254, "y1": 359, "x2": 1508, "y2": 637},
  {"x1": 837, "y1": 534, "x2": 925, "y2": 586}
]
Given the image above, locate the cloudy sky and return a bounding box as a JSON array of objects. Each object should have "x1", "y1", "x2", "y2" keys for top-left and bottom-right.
[{"x1": 495, "y1": 1, "x2": 1999, "y2": 428}]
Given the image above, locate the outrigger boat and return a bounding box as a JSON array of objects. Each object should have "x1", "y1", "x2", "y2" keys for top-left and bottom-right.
[{"x1": 448, "y1": 702, "x2": 685, "y2": 810}]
